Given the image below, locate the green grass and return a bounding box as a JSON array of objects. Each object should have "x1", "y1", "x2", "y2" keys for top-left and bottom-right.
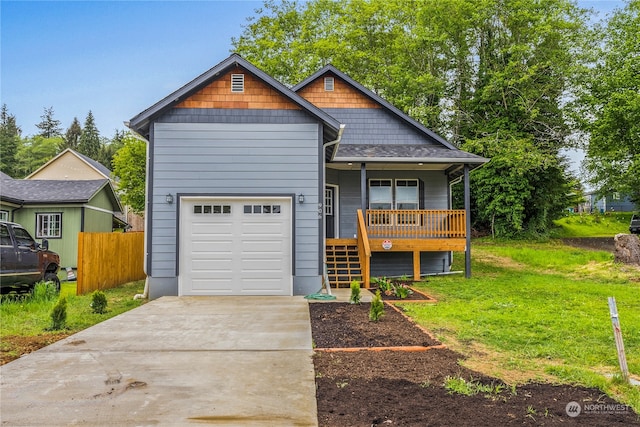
[
  {"x1": 0, "y1": 280, "x2": 146, "y2": 337},
  {"x1": 551, "y1": 212, "x2": 633, "y2": 237},
  {"x1": 401, "y1": 241, "x2": 640, "y2": 412}
]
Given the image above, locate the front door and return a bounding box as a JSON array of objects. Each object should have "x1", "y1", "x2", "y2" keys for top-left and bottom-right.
[{"x1": 325, "y1": 186, "x2": 337, "y2": 238}]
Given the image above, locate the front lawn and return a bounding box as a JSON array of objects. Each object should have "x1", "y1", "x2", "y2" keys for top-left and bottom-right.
[
  {"x1": 0, "y1": 280, "x2": 146, "y2": 363},
  {"x1": 552, "y1": 212, "x2": 633, "y2": 237},
  {"x1": 402, "y1": 240, "x2": 640, "y2": 412}
]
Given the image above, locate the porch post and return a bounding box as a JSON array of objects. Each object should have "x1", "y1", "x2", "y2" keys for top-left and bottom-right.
[
  {"x1": 464, "y1": 164, "x2": 471, "y2": 278},
  {"x1": 360, "y1": 163, "x2": 367, "y2": 213}
]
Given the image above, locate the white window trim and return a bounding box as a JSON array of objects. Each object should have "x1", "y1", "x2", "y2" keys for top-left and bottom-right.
[
  {"x1": 368, "y1": 179, "x2": 420, "y2": 210},
  {"x1": 0, "y1": 210, "x2": 8, "y2": 221},
  {"x1": 36, "y1": 212, "x2": 62, "y2": 238}
]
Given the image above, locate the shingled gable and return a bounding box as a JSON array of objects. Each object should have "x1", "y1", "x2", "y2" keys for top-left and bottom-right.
[
  {"x1": 128, "y1": 53, "x2": 341, "y2": 142},
  {"x1": 293, "y1": 65, "x2": 488, "y2": 171}
]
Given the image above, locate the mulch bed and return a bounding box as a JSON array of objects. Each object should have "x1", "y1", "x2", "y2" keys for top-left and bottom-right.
[{"x1": 309, "y1": 301, "x2": 640, "y2": 426}]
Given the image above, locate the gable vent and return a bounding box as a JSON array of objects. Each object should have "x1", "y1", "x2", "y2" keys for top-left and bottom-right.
[
  {"x1": 231, "y1": 74, "x2": 244, "y2": 92},
  {"x1": 324, "y1": 77, "x2": 334, "y2": 91}
]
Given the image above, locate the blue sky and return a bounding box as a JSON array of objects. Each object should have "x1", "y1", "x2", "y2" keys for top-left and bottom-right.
[{"x1": 0, "y1": 0, "x2": 626, "y2": 140}]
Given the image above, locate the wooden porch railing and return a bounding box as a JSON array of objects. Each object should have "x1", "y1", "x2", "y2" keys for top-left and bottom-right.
[
  {"x1": 365, "y1": 209, "x2": 466, "y2": 238},
  {"x1": 356, "y1": 209, "x2": 371, "y2": 287}
]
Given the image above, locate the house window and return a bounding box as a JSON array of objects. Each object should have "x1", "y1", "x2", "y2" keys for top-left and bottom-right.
[
  {"x1": 0, "y1": 210, "x2": 8, "y2": 221},
  {"x1": 395, "y1": 180, "x2": 419, "y2": 210},
  {"x1": 325, "y1": 188, "x2": 333, "y2": 215},
  {"x1": 324, "y1": 77, "x2": 334, "y2": 91},
  {"x1": 36, "y1": 213, "x2": 62, "y2": 238},
  {"x1": 231, "y1": 74, "x2": 244, "y2": 92},
  {"x1": 369, "y1": 179, "x2": 393, "y2": 210}
]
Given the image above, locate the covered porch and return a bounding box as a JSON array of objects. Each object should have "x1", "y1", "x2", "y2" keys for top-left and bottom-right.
[{"x1": 326, "y1": 207, "x2": 468, "y2": 288}]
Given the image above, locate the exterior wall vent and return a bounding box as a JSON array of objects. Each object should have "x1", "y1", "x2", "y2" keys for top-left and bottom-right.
[
  {"x1": 324, "y1": 77, "x2": 334, "y2": 91},
  {"x1": 231, "y1": 74, "x2": 244, "y2": 92}
]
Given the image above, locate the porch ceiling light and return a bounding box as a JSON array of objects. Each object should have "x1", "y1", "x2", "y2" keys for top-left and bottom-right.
[
  {"x1": 166, "y1": 194, "x2": 174, "y2": 204},
  {"x1": 298, "y1": 194, "x2": 305, "y2": 204}
]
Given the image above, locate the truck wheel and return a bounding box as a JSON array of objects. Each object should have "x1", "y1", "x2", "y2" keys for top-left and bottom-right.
[{"x1": 44, "y1": 272, "x2": 61, "y2": 292}]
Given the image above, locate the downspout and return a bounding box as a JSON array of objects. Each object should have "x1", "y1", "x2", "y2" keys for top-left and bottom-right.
[{"x1": 124, "y1": 121, "x2": 151, "y2": 300}]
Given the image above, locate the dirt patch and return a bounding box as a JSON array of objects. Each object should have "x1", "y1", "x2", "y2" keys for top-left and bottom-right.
[
  {"x1": 310, "y1": 302, "x2": 640, "y2": 426},
  {"x1": 1, "y1": 333, "x2": 72, "y2": 365},
  {"x1": 562, "y1": 237, "x2": 616, "y2": 252}
]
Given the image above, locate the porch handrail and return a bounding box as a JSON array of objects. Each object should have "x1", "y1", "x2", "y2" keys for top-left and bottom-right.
[
  {"x1": 366, "y1": 209, "x2": 467, "y2": 239},
  {"x1": 356, "y1": 209, "x2": 371, "y2": 287}
]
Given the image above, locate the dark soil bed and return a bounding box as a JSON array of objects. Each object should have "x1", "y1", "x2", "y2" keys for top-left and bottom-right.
[
  {"x1": 562, "y1": 237, "x2": 615, "y2": 252},
  {"x1": 309, "y1": 302, "x2": 640, "y2": 426}
]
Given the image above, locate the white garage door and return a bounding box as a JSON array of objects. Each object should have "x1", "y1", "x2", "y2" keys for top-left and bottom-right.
[{"x1": 179, "y1": 197, "x2": 292, "y2": 296}]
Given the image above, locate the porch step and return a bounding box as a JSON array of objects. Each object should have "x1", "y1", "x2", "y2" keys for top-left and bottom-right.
[{"x1": 326, "y1": 239, "x2": 361, "y2": 288}]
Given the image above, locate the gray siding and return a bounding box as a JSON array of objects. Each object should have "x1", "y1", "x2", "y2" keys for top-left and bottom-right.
[
  {"x1": 370, "y1": 252, "x2": 450, "y2": 277},
  {"x1": 150, "y1": 122, "x2": 322, "y2": 293},
  {"x1": 323, "y1": 108, "x2": 440, "y2": 146},
  {"x1": 159, "y1": 108, "x2": 318, "y2": 125}
]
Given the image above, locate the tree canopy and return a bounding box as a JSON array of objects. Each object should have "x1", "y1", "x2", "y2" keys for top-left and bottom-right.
[
  {"x1": 233, "y1": 0, "x2": 591, "y2": 236},
  {"x1": 576, "y1": 0, "x2": 640, "y2": 204}
]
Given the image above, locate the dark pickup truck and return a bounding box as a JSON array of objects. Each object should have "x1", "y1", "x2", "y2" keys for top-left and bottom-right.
[
  {"x1": 0, "y1": 221, "x2": 61, "y2": 294},
  {"x1": 631, "y1": 214, "x2": 640, "y2": 235}
]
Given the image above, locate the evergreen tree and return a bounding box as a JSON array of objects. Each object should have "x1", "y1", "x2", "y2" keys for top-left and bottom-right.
[
  {"x1": 0, "y1": 104, "x2": 21, "y2": 177},
  {"x1": 78, "y1": 111, "x2": 101, "y2": 159},
  {"x1": 35, "y1": 106, "x2": 62, "y2": 138},
  {"x1": 62, "y1": 117, "x2": 82, "y2": 151}
]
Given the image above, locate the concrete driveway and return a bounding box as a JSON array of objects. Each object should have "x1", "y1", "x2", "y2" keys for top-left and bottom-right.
[{"x1": 0, "y1": 296, "x2": 317, "y2": 426}]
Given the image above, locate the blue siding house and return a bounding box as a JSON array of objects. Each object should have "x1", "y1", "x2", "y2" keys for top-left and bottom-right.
[{"x1": 128, "y1": 54, "x2": 488, "y2": 299}]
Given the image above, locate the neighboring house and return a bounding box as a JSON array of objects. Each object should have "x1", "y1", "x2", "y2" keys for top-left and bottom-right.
[
  {"x1": 0, "y1": 175, "x2": 123, "y2": 269},
  {"x1": 580, "y1": 192, "x2": 637, "y2": 213},
  {"x1": 26, "y1": 148, "x2": 143, "y2": 231},
  {"x1": 127, "y1": 54, "x2": 488, "y2": 299}
]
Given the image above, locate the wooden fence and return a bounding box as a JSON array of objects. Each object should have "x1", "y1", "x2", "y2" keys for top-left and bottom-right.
[{"x1": 77, "y1": 232, "x2": 146, "y2": 295}]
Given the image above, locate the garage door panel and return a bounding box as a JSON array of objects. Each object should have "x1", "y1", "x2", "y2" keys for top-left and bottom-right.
[{"x1": 180, "y1": 197, "x2": 292, "y2": 296}]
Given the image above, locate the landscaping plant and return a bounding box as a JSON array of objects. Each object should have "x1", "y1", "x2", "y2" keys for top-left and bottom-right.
[
  {"x1": 349, "y1": 280, "x2": 361, "y2": 304},
  {"x1": 49, "y1": 297, "x2": 67, "y2": 331},
  {"x1": 369, "y1": 290, "x2": 384, "y2": 322},
  {"x1": 91, "y1": 290, "x2": 108, "y2": 314}
]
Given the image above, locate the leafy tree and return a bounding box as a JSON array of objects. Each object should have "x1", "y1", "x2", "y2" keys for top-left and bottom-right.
[
  {"x1": 112, "y1": 133, "x2": 146, "y2": 214},
  {"x1": 0, "y1": 104, "x2": 21, "y2": 177},
  {"x1": 233, "y1": 0, "x2": 591, "y2": 236},
  {"x1": 35, "y1": 106, "x2": 62, "y2": 138},
  {"x1": 15, "y1": 136, "x2": 62, "y2": 178},
  {"x1": 78, "y1": 111, "x2": 101, "y2": 160},
  {"x1": 61, "y1": 117, "x2": 83, "y2": 151},
  {"x1": 577, "y1": 0, "x2": 640, "y2": 204}
]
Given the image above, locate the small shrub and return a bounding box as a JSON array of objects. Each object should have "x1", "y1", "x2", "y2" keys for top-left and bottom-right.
[
  {"x1": 91, "y1": 291, "x2": 108, "y2": 314},
  {"x1": 49, "y1": 297, "x2": 67, "y2": 330},
  {"x1": 349, "y1": 280, "x2": 361, "y2": 304},
  {"x1": 369, "y1": 290, "x2": 384, "y2": 322},
  {"x1": 372, "y1": 277, "x2": 393, "y2": 296},
  {"x1": 393, "y1": 284, "x2": 413, "y2": 299}
]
